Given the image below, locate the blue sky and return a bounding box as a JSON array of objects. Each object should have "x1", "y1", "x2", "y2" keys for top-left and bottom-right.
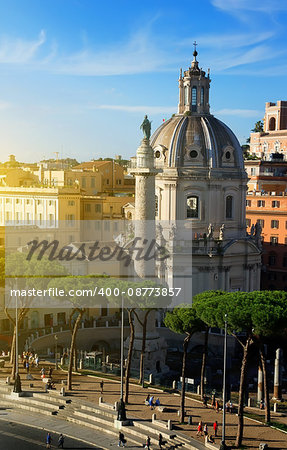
[{"x1": 0, "y1": 0, "x2": 286, "y2": 162}]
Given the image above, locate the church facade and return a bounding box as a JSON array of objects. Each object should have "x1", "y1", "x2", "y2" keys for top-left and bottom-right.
[{"x1": 131, "y1": 49, "x2": 262, "y2": 300}]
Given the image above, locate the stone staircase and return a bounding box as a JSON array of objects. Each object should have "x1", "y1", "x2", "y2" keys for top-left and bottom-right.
[{"x1": 0, "y1": 381, "x2": 206, "y2": 450}]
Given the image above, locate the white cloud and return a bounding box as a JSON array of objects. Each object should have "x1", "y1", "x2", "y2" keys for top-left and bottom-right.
[
  {"x1": 211, "y1": 0, "x2": 287, "y2": 13},
  {"x1": 183, "y1": 31, "x2": 274, "y2": 49},
  {"x1": 90, "y1": 104, "x2": 176, "y2": 114},
  {"x1": 214, "y1": 108, "x2": 262, "y2": 118},
  {"x1": 52, "y1": 29, "x2": 170, "y2": 76},
  {"x1": 0, "y1": 30, "x2": 46, "y2": 64},
  {"x1": 207, "y1": 44, "x2": 285, "y2": 72}
]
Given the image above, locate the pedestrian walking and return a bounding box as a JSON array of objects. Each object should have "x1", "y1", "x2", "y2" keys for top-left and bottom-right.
[
  {"x1": 215, "y1": 400, "x2": 219, "y2": 413},
  {"x1": 145, "y1": 436, "x2": 151, "y2": 449},
  {"x1": 58, "y1": 433, "x2": 65, "y2": 448},
  {"x1": 207, "y1": 434, "x2": 215, "y2": 443},
  {"x1": 203, "y1": 424, "x2": 208, "y2": 436},
  {"x1": 46, "y1": 432, "x2": 52, "y2": 449},
  {"x1": 196, "y1": 421, "x2": 203, "y2": 436},
  {"x1": 48, "y1": 367, "x2": 53, "y2": 378},
  {"x1": 213, "y1": 420, "x2": 218, "y2": 437},
  {"x1": 26, "y1": 361, "x2": 29, "y2": 374},
  {"x1": 149, "y1": 395, "x2": 154, "y2": 410},
  {"x1": 155, "y1": 397, "x2": 160, "y2": 407},
  {"x1": 211, "y1": 394, "x2": 215, "y2": 408},
  {"x1": 158, "y1": 433, "x2": 163, "y2": 449},
  {"x1": 202, "y1": 395, "x2": 208, "y2": 408},
  {"x1": 260, "y1": 399, "x2": 265, "y2": 410},
  {"x1": 100, "y1": 380, "x2": 104, "y2": 394},
  {"x1": 118, "y1": 431, "x2": 126, "y2": 447}
]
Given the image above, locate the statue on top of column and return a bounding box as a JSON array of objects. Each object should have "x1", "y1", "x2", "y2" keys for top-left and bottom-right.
[{"x1": 140, "y1": 115, "x2": 152, "y2": 140}]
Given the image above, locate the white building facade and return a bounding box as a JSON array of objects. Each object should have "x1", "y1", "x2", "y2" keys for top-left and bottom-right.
[{"x1": 149, "y1": 50, "x2": 261, "y2": 297}]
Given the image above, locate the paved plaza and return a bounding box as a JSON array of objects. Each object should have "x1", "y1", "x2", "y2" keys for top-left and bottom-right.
[{"x1": 0, "y1": 363, "x2": 287, "y2": 449}]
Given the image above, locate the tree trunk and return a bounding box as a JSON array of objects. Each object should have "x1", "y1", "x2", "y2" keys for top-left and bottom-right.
[
  {"x1": 139, "y1": 310, "x2": 150, "y2": 385},
  {"x1": 7, "y1": 307, "x2": 28, "y2": 379},
  {"x1": 124, "y1": 308, "x2": 134, "y2": 404},
  {"x1": 235, "y1": 338, "x2": 251, "y2": 448},
  {"x1": 73, "y1": 345, "x2": 78, "y2": 372},
  {"x1": 180, "y1": 334, "x2": 191, "y2": 423},
  {"x1": 67, "y1": 309, "x2": 84, "y2": 390},
  {"x1": 10, "y1": 327, "x2": 16, "y2": 364},
  {"x1": 200, "y1": 326, "x2": 209, "y2": 399},
  {"x1": 259, "y1": 345, "x2": 270, "y2": 423}
]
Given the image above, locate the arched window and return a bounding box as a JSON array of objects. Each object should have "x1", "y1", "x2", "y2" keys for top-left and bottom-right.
[
  {"x1": 200, "y1": 87, "x2": 204, "y2": 105},
  {"x1": 269, "y1": 117, "x2": 276, "y2": 131},
  {"x1": 191, "y1": 87, "x2": 197, "y2": 112},
  {"x1": 274, "y1": 140, "x2": 280, "y2": 152},
  {"x1": 225, "y1": 195, "x2": 233, "y2": 219},
  {"x1": 186, "y1": 195, "x2": 199, "y2": 218},
  {"x1": 184, "y1": 86, "x2": 189, "y2": 105}
]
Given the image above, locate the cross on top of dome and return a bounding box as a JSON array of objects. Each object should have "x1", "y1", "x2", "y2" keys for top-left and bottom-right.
[
  {"x1": 191, "y1": 40, "x2": 200, "y2": 74},
  {"x1": 193, "y1": 41, "x2": 198, "y2": 59}
]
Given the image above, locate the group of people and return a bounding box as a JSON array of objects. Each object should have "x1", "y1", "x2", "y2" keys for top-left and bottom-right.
[
  {"x1": 22, "y1": 351, "x2": 39, "y2": 373},
  {"x1": 209, "y1": 394, "x2": 221, "y2": 413},
  {"x1": 41, "y1": 366, "x2": 55, "y2": 389},
  {"x1": 119, "y1": 432, "x2": 165, "y2": 449},
  {"x1": 196, "y1": 420, "x2": 218, "y2": 443},
  {"x1": 145, "y1": 394, "x2": 160, "y2": 410},
  {"x1": 46, "y1": 432, "x2": 64, "y2": 448},
  {"x1": 225, "y1": 400, "x2": 234, "y2": 413}
]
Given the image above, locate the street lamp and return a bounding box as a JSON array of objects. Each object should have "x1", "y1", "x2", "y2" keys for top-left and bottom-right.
[
  {"x1": 13, "y1": 292, "x2": 22, "y2": 393},
  {"x1": 54, "y1": 335, "x2": 58, "y2": 370},
  {"x1": 220, "y1": 314, "x2": 228, "y2": 450},
  {"x1": 117, "y1": 294, "x2": 127, "y2": 421}
]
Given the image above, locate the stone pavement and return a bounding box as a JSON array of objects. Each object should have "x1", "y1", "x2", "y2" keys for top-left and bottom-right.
[
  {"x1": 0, "y1": 407, "x2": 117, "y2": 449},
  {"x1": 1, "y1": 363, "x2": 287, "y2": 449}
]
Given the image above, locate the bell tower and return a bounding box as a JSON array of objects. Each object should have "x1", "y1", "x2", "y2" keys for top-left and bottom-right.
[{"x1": 178, "y1": 42, "x2": 211, "y2": 115}]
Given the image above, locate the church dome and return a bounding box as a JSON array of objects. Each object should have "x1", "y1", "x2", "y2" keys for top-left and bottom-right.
[
  {"x1": 151, "y1": 50, "x2": 244, "y2": 171},
  {"x1": 151, "y1": 114, "x2": 244, "y2": 170}
]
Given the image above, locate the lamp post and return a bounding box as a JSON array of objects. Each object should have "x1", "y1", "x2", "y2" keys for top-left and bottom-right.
[
  {"x1": 220, "y1": 314, "x2": 228, "y2": 450},
  {"x1": 13, "y1": 292, "x2": 22, "y2": 393},
  {"x1": 120, "y1": 295, "x2": 124, "y2": 400},
  {"x1": 54, "y1": 335, "x2": 58, "y2": 370},
  {"x1": 117, "y1": 294, "x2": 126, "y2": 421}
]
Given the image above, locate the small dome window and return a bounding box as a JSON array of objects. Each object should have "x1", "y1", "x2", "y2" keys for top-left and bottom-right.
[
  {"x1": 190, "y1": 150, "x2": 198, "y2": 158},
  {"x1": 225, "y1": 151, "x2": 231, "y2": 160},
  {"x1": 155, "y1": 150, "x2": 161, "y2": 158},
  {"x1": 192, "y1": 87, "x2": 197, "y2": 112}
]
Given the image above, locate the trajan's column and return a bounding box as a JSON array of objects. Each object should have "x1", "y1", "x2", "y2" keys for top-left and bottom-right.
[{"x1": 128, "y1": 116, "x2": 168, "y2": 377}]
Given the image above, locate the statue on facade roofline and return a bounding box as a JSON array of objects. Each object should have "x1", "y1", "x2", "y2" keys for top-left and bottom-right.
[
  {"x1": 207, "y1": 223, "x2": 214, "y2": 239},
  {"x1": 140, "y1": 115, "x2": 152, "y2": 140},
  {"x1": 219, "y1": 223, "x2": 225, "y2": 240}
]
